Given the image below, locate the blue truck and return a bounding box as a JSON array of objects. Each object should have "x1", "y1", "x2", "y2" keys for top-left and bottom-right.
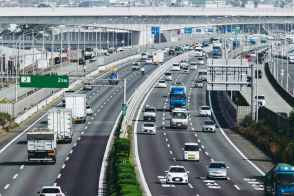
[
  {"x1": 264, "y1": 163, "x2": 294, "y2": 196},
  {"x1": 249, "y1": 37, "x2": 257, "y2": 45},
  {"x1": 232, "y1": 40, "x2": 240, "y2": 49},
  {"x1": 169, "y1": 85, "x2": 187, "y2": 109},
  {"x1": 108, "y1": 72, "x2": 119, "y2": 85}
]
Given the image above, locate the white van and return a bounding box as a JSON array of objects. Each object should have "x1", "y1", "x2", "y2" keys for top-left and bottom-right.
[
  {"x1": 172, "y1": 63, "x2": 180, "y2": 71},
  {"x1": 165, "y1": 71, "x2": 172, "y2": 81},
  {"x1": 190, "y1": 62, "x2": 197, "y2": 70},
  {"x1": 183, "y1": 143, "x2": 200, "y2": 161},
  {"x1": 198, "y1": 69, "x2": 208, "y2": 81},
  {"x1": 289, "y1": 55, "x2": 294, "y2": 64}
]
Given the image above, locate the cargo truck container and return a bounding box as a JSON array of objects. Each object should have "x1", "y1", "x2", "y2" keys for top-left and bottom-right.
[
  {"x1": 65, "y1": 93, "x2": 87, "y2": 123},
  {"x1": 153, "y1": 50, "x2": 164, "y2": 65},
  {"x1": 47, "y1": 108, "x2": 73, "y2": 143},
  {"x1": 170, "y1": 85, "x2": 187, "y2": 109},
  {"x1": 27, "y1": 128, "x2": 57, "y2": 164}
]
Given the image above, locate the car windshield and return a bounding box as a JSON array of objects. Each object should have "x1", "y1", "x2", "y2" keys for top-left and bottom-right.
[
  {"x1": 41, "y1": 188, "x2": 60, "y2": 193},
  {"x1": 169, "y1": 167, "x2": 186, "y2": 173},
  {"x1": 165, "y1": 72, "x2": 172, "y2": 76},
  {"x1": 86, "y1": 105, "x2": 91, "y2": 109},
  {"x1": 198, "y1": 57, "x2": 204, "y2": 60},
  {"x1": 190, "y1": 63, "x2": 197, "y2": 66},
  {"x1": 172, "y1": 112, "x2": 187, "y2": 119},
  {"x1": 170, "y1": 94, "x2": 186, "y2": 100},
  {"x1": 184, "y1": 145, "x2": 199, "y2": 151},
  {"x1": 209, "y1": 163, "x2": 226, "y2": 169},
  {"x1": 144, "y1": 123, "x2": 154, "y2": 127},
  {"x1": 159, "y1": 81, "x2": 166, "y2": 84},
  {"x1": 195, "y1": 49, "x2": 202, "y2": 52},
  {"x1": 199, "y1": 71, "x2": 207, "y2": 76},
  {"x1": 277, "y1": 174, "x2": 294, "y2": 186},
  {"x1": 201, "y1": 106, "x2": 210, "y2": 110},
  {"x1": 255, "y1": 96, "x2": 265, "y2": 100},
  {"x1": 196, "y1": 80, "x2": 202, "y2": 84},
  {"x1": 173, "y1": 64, "x2": 180, "y2": 67},
  {"x1": 145, "y1": 108, "x2": 155, "y2": 112},
  {"x1": 204, "y1": 121, "x2": 214, "y2": 125}
]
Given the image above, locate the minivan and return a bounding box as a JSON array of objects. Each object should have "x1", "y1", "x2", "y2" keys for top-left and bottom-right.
[
  {"x1": 183, "y1": 143, "x2": 200, "y2": 161},
  {"x1": 190, "y1": 62, "x2": 197, "y2": 70},
  {"x1": 172, "y1": 63, "x2": 180, "y2": 71},
  {"x1": 165, "y1": 72, "x2": 172, "y2": 81}
]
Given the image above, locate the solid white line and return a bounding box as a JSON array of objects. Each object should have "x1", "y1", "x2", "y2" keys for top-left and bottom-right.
[
  {"x1": 188, "y1": 183, "x2": 194, "y2": 189},
  {"x1": 234, "y1": 185, "x2": 240, "y2": 190},
  {"x1": 62, "y1": 164, "x2": 66, "y2": 169},
  {"x1": 208, "y1": 91, "x2": 265, "y2": 176},
  {"x1": 57, "y1": 174, "x2": 61, "y2": 179},
  {"x1": 4, "y1": 184, "x2": 9, "y2": 190},
  {"x1": 20, "y1": 165, "x2": 24, "y2": 170},
  {"x1": 12, "y1": 174, "x2": 18, "y2": 179},
  {"x1": 0, "y1": 113, "x2": 47, "y2": 154}
]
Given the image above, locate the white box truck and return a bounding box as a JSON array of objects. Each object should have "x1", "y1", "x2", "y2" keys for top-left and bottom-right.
[
  {"x1": 48, "y1": 108, "x2": 73, "y2": 143},
  {"x1": 27, "y1": 128, "x2": 57, "y2": 164},
  {"x1": 65, "y1": 93, "x2": 87, "y2": 124},
  {"x1": 153, "y1": 50, "x2": 164, "y2": 65}
]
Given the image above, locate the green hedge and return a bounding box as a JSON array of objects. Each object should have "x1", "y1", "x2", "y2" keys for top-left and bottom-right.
[
  {"x1": 106, "y1": 137, "x2": 142, "y2": 196},
  {"x1": 264, "y1": 62, "x2": 294, "y2": 107}
]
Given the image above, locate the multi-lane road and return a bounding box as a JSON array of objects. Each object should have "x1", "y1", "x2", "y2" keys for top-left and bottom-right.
[
  {"x1": 135, "y1": 57, "x2": 272, "y2": 196},
  {"x1": 0, "y1": 57, "x2": 166, "y2": 196}
]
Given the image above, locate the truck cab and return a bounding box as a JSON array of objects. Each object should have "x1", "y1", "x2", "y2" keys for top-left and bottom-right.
[
  {"x1": 170, "y1": 85, "x2": 187, "y2": 109},
  {"x1": 108, "y1": 72, "x2": 119, "y2": 85},
  {"x1": 264, "y1": 163, "x2": 294, "y2": 196},
  {"x1": 170, "y1": 108, "x2": 188, "y2": 129},
  {"x1": 132, "y1": 62, "x2": 140, "y2": 70}
]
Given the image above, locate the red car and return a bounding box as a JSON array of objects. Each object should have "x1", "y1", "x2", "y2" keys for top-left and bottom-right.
[{"x1": 245, "y1": 54, "x2": 252, "y2": 62}]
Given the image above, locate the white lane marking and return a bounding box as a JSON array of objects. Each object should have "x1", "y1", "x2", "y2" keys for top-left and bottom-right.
[
  {"x1": 94, "y1": 113, "x2": 97, "y2": 116},
  {"x1": 211, "y1": 158, "x2": 214, "y2": 162},
  {"x1": 62, "y1": 164, "x2": 66, "y2": 169},
  {"x1": 190, "y1": 123, "x2": 193, "y2": 126},
  {"x1": 208, "y1": 91, "x2": 265, "y2": 176},
  {"x1": 81, "y1": 131, "x2": 84, "y2": 135},
  {"x1": 66, "y1": 157, "x2": 69, "y2": 161},
  {"x1": 169, "y1": 150, "x2": 173, "y2": 155},
  {"x1": 188, "y1": 183, "x2": 194, "y2": 189},
  {"x1": 205, "y1": 152, "x2": 209, "y2": 156},
  {"x1": 4, "y1": 184, "x2": 10, "y2": 190},
  {"x1": 107, "y1": 99, "x2": 110, "y2": 101},
  {"x1": 103, "y1": 102, "x2": 106, "y2": 105},
  {"x1": 20, "y1": 165, "x2": 24, "y2": 170},
  {"x1": 173, "y1": 157, "x2": 176, "y2": 161},
  {"x1": 113, "y1": 92, "x2": 116, "y2": 95},
  {"x1": 197, "y1": 139, "x2": 201, "y2": 143},
  {"x1": 162, "y1": 113, "x2": 165, "y2": 116},
  {"x1": 101, "y1": 105, "x2": 104, "y2": 108},
  {"x1": 88, "y1": 121, "x2": 91, "y2": 125},
  {"x1": 194, "y1": 133, "x2": 198, "y2": 137},
  {"x1": 162, "y1": 122, "x2": 165, "y2": 125},
  {"x1": 91, "y1": 117, "x2": 94, "y2": 120},
  {"x1": 201, "y1": 145, "x2": 205, "y2": 149},
  {"x1": 53, "y1": 183, "x2": 57, "y2": 186},
  {"x1": 74, "y1": 143, "x2": 77, "y2": 147},
  {"x1": 167, "y1": 144, "x2": 170, "y2": 148},
  {"x1": 166, "y1": 138, "x2": 168, "y2": 142},
  {"x1": 70, "y1": 150, "x2": 73, "y2": 154},
  {"x1": 57, "y1": 174, "x2": 61, "y2": 179},
  {"x1": 192, "y1": 127, "x2": 195, "y2": 131},
  {"x1": 78, "y1": 137, "x2": 81, "y2": 140},
  {"x1": 110, "y1": 95, "x2": 112, "y2": 98},
  {"x1": 12, "y1": 174, "x2": 18, "y2": 179},
  {"x1": 84, "y1": 126, "x2": 88, "y2": 130},
  {"x1": 163, "y1": 132, "x2": 166, "y2": 136}
]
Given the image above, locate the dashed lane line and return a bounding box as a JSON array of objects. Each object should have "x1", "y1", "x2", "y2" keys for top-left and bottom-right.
[
  {"x1": 234, "y1": 185, "x2": 240, "y2": 190},
  {"x1": 84, "y1": 126, "x2": 88, "y2": 130},
  {"x1": 169, "y1": 151, "x2": 173, "y2": 155},
  {"x1": 12, "y1": 174, "x2": 18, "y2": 179},
  {"x1": 188, "y1": 183, "x2": 194, "y2": 189},
  {"x1": 62, "y1": 164, "x2": 66, "y2": 169},
  {"x1": 20, "y1": 165, "x2": 24, "y2": 170},
  {"x1": 81, "y1": 131, "x2": 84, "y2": 135},
  {"x1": 4, "y1": 184, "x2": 9, "y2": 190},
  {"x1": 167, "y1": 144, "x2": 170, "y2": 148},
  {"x1": 205, "y1": 152, "x2": 209, "y2": 156},
  {"x1": 66, "y1": 157, "x2": 69, "y2": 161},
  {"x1": 57, "y1": 174, "x2": 61, "y2": 179}
]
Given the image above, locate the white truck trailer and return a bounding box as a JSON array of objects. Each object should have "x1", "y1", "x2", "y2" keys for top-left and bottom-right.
[
  {"x1": 27, "y1": 128, "x2": 57, "y2": 164},
  {"x1": 48, "y1": 108, "x2": 73, "y2": 143},
  {"x1": 153, "y1": 50, "x2": 165, "y2": 65},
  {"x1": 65, "y1": 93, "x2": 87, "y2": 124}
]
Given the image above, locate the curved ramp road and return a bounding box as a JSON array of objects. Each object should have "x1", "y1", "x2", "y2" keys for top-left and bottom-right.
[
  {"x1": 0, "y1": 57, "x2": 170, "y2": 196},
  {"x1": 135, "y1": 57, "x2": 272, "y2": 196}
]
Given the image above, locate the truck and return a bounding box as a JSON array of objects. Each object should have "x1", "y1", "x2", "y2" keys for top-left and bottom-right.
[
  {"x1": 67, "y1": 49, "x2": 82, "y2": 62},
  {"x1": 27, "y1": 128, "x2": 57, "y2": 164},
  {"x1": 143, "y1": 105, "x2": 156, "y2": 121},
  {"x1": 108, "y1": 72, "x2": 119, "y2": 85},
  {"x1": 47, "y1": 108, "x2": 73, "y2": 143},
  {"x1": 170, "y1": 85, "x2": 187, "y2": 109},
  {"x1": 65, "y1": 93, "x2": 87, "y2": 123},
  {"x1": 232, "y1": 40, "x2": 240, "y2": 49},
  {"x1": 249, "y1": 36, "x2": 257, "y2": 45},
  {"x1": 195, "y1": 47, "x2": 203, "y2": 57},
  {"x1": 152, "y1": 50, "x2": 164, "y2": 65},
  {"x1": 264, "y1": 163, "x2": 294, "y2": 196},
  {"x1": 212, "y1": 43, "x2": 222, "y2": 58},
  {"x1": 132, "y1": 62, "x2": 140, "y2": 70},
  {"x1": 170, "y1": 108, "x2": 188, "y2": 129},
  {"x1": 141, "y1": 52, "x2": 148, "y2": 60}
]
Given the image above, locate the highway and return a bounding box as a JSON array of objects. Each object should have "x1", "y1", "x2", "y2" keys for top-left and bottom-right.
[
  {"x1": 135, "y1": 57, "x2": 270, "y2": 195},
  {"x1": 0, "y1": 57, "x2": 166, "y2": 196}
]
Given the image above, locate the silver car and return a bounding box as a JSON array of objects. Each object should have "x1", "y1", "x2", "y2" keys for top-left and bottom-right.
[
  {"x1": 207, "y1": 161, "x2": 229, "y2": 179},
  {"x1": 141, "y1": 123, "x2": 157, "y2": 134},
  {"x1": 202, "y1": 120, "x2": 216, "y2": 132}
]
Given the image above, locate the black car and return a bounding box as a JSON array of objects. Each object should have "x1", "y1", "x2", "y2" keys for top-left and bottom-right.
[
  {"x1": 202, "y1": 41, "x2": 209, "y2": 47},
  {"x1": 79, "y1": 58, "x2": 86, "y2": 65},
  {"x1": 255, "y1": 70, "x2": 262, "y2": 79},
  {"x1": 169, "y1": 48, "x2": 175, "y2": 55}
]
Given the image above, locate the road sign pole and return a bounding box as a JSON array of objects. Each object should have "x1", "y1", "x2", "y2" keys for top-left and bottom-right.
[
  {"x1": 251, "y1": 63, "x2": 255, "y2": 121},
  {"x1": 124, "y1": 78, "x2": 126, "y2": 105}
]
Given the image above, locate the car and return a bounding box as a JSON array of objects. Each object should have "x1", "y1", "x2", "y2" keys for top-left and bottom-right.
[
  {"x1": 255, "y1": 95, "x2": 266, "y2": 106},
  {"x1": 79, "y1": 58, "x2": 86, "y2": 65},
  {"x1": 108, "y1": 47, "x2": 116, "y2": 54},
  {"x1": 86, "y1": 105, "x2": 93, "y2": 116},
  {"x1": 202, "y1": 41, "x2": 209, "y2": 47},
  {"x1": 194, "y1": 80, "x2": 204, "y2": 88},
  {"x1": 245, "y1": 54, "x2": 252, "y2": 61},
  {"x1": 190, "y1": 62, "x2": 197, "y2": 70},
  {"x1": 141, "y1": 122, "x2": 156, "y2": 134},
  {"x1": 164, "y1": 71, "x2": 172, "y2": 81},
  {"x1": 83, "y1": 82, "x2": 92, "y2": 90},
  {"x1": 288, "y1": 55, "x2": 294, "y2": 64},
  {"x1": 116, "y1": 47, "x2": 126, "y2": 52},
  {"x1": 198, "y1": 69, "x2": 208, "y2": 81},
  {"x1": 38, "y1": 186, "x2": 65, "y2": 196},
  {"x1": 183, "y1": 45, "x2": 190, "y2": 51},
  {"x1": 165, "y1": 165, "x2": 189, "y2": 184},
  {"x1": 202, "y1": 120, "x2": 216, "y2": 132},
  {"x1": 207, "y1": 161, "x2": 229, "y2": 179},
  {"x1": 197, "y1": 57, "x2": 205, "y2": 65},
  {"x1": 132, "y1": 62, "x2": 140, "y2": 70},
  {"x1": 255, "y1": 69, "x2": 262, "y2": 78},
  {"x1": 172, "y1": 63, "x2": 180, "y2": 71},
  {"x1": 183, "y1": 142, "x2": 200, "y2": 161},
  {"x1": 145, "y1": 58, "x2": 153, "y2": 64},
  {"x1": 199, "y1": 106, "x2": 212, "y2": 116},
  {"x1": 180, "y1": 60, "x2": 188, "y2": 68},
  {"x1": 183, "y1": 67, "x2": 189, "y2": 74},
  {"x1": 157, "y1": 80, "x2": 167, "y2": 88},
  {"x1": 143, "y1": 105, "x2": 156, "y2": 121},
  {"x1": 169, "y1": 48, "x2": 175, "y2": 55}
]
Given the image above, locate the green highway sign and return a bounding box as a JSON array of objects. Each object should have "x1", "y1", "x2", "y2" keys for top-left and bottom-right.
[{"x1": 19, "y1": 75, "x2": 69, "y2": 88}]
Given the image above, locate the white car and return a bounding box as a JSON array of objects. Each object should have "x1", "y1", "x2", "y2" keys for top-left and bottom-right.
[
  {"x1": 183, "y1": 142, "x2": 200, "y2": 161},
  {"x1": 164, "y1": 72, "x2": 172, "y2": 81},
  {"x1": 194, "y1": 80, "x2": 204, "y2": 88},
  {"x1": 183, "y1": 67, "x2": 189, "y2": 74},
  {"x1": 172, "y1": 63, "x2": 180, "y2": 71},
  {"x1": 199, "y1": 106, "x2": 212, "y2": 116},
  {"x1": 197, "y1": 57, "x2": 205, "y2": 65},
  {"x1": 190, "y1": 62, "x2": 197, "y2": 70},
  {"x1": 165, "y1": 165, "x2": 189, "y2": 184},
  {"x1": 142, "y1": 123, "x2": 156, "y2": 134},
  {"x1": 255, "y1": 95, "x2": 266, "y2": 106},
  {"x1": 180, "y1": 60, "x2": 189, "y2": 68},
  {"x1": 202, "y1": 120, "x2": 216, "y2": 132},
  {"x1": 86, "y1": 105, "x2": 93, "y2": 116},
  {"x1": 145, "y1": 58, "x2": 153, "y2": 64},
  {"x1": 157, "y1": 80, "x2": 167, "y2": 88},
  {"x1": 288, "y1": 55, "x2": 294, "y2": 64},
  {"x1": 83, "y1": 82, "x2": 92, "y2": 90},
  {"x1": 207, "y1": 161, "x2": 229, "y2": 179},
  {"x1": 38, "y1": 186, "x2": 65, "y2": 196}
]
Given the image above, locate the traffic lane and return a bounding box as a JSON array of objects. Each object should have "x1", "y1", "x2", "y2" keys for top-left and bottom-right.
[
  {"x1": 55, "y1": 62, "x2": 159, "y2": 195},
  {"x1": 0, "y1": 60, "x2": 154, "y2": 195}
]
